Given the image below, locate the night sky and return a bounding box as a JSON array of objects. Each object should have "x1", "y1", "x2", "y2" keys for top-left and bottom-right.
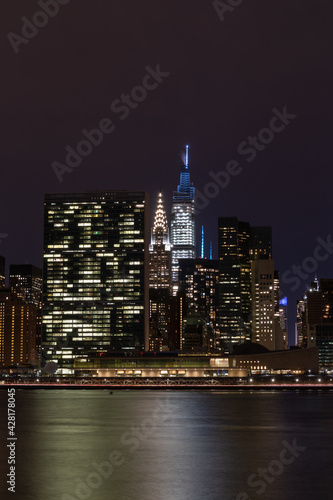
[{"x1": 1, "y1": 0, "x2": 333, "y2": 342}]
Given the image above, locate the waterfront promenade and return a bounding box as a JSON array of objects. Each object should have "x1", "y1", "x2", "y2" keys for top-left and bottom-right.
[{"x1": 1, "y1": 376, "x2": 333, "y2": 390}]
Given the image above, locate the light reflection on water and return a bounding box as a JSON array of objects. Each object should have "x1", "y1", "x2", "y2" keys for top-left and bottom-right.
[{"x1": 0, "y1": 390, "x2": 332, "y2": 500}]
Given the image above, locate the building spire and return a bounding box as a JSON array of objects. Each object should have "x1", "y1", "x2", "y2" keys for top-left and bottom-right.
[
  {"x1": 201, "y1": 226, "x2": 205, "y2": 259},
  {"x1": 153, "y1": 192, "x2": 167, "y2": 231},
  {"x1": 175, "y1": 145, "x2": 194, "y2": 199},
  {"x1": 151, "y1": 192, "x2": 170, "y2": 247}
]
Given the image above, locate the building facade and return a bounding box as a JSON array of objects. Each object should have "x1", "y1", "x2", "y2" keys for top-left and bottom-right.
[
  {"x1": 217, "y1": 218, "x2": 251, "y2": 346},
  {"x1": 179, "y1": 258, "x2": 219, "y2": 349},
  {"x1": 218, "y1": 219, "x2": 274, "y2": 349},
  {"x1": 149, "y1": 192, "x2": 172, "y2": 349},
  {"x1": 42, "y1": 191, "x2": 149, "y2": 372},
  {"x1": 0, "y1": 289, "x2": 36, "y2": 366},
  {"x1": 296, "y1": 279, "x2": 333, "y2": 369},
  {"x1": 10, "y1": 264, "x2": 42, "y2": 360},
  {"x1": 170, "y1": 146, "x2": 196, "y2": 294},
  {"x1": 251, "y1": 258, "x2": 285, "y2": 350}
]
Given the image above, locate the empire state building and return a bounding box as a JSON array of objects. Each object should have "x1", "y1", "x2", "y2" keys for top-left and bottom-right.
[{"x1": 170, "y1": 145, "x2": 196, "y2": 294}]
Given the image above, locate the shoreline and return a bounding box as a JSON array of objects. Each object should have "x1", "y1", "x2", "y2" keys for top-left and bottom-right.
[{"x1": 1, "y1": 383, "x2": 333, "y2": 391}]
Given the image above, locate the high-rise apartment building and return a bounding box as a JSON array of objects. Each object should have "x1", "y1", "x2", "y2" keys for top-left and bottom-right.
[
  {"x1": 42, "y1": 191, "x2": 149, "y2": 372},
  {"x1": 10, "y1": 265, "x2": 42, "y2": 359},
  {"x1": 0, "y1": 289, "x2": 36, "y2": 366},
  {"x1": 171, "y1": 146, "x2": 195, "y2": 294}
]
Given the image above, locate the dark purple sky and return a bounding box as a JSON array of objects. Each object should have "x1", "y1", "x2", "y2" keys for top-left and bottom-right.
[{"x1": 1, "y1": 0, "x2": 332, "y2": 341}]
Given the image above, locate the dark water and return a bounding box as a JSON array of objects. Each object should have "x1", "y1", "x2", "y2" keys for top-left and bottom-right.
[{"x1": 1, "y1": 389, "x2": 333, "y2": 500}]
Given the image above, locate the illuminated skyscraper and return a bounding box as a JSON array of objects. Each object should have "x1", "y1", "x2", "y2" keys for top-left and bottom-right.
[
  {"x1": 218, "y1": 218, "x2": 251, "y2": 346},
  {"x1": 171, "y1": 145, "x2": 196, "y2": 293},
  {"x1": 251, "y1": 259, "x2": 284, "y2": 350},
  {"x1": 149, "y1": 192, "x2": 171, "y2": 349},
  {"x1": 149, "y1": 192, "x2": 171, "y2": 290},
  {"x1": 218, "y1": 219, "x2": 274, "y2": 348},
  {"x1": 10, "y1": 265, "x2": 42, "y2": 308},
  {"x1": 10, "y1": 264, "x2": 42, "y2": 361},
  {"x1": 179, "y1": 258, "x2": 220, "y2": 349},
  {"x1": 0, "y1": 289, "x2": 37, "y2": 366},
  {"x1": 42, "y1": 191, "x2": 149, "y2": 372}
]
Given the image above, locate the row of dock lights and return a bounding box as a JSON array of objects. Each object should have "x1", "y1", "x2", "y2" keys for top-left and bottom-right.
[{"x1": 247, "y1": 378, "x2": 325, "y2": 384}]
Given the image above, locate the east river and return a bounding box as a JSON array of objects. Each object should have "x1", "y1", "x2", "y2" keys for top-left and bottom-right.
[{"x1": 0, "y1": 390, "x2": 332, "y2": 500}]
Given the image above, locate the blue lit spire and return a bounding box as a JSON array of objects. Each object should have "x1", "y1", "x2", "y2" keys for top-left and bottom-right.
[
  {"x1": 210, "y1": 241, "x2": 213, "y2": 260},
  {"x1": 171, "y1": 144, "x2": 196, "y2": 293},
  {"x1": 201, "y1": 226, "x2": 205, "y2": 259},
  {"x1": 174, "y1": 145, "x2": 195, "y2": 200}
]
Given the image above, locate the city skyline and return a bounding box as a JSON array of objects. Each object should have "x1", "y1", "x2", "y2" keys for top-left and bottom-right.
[
  {"x1": 2, "y1": 2, "x2": 333, "y2": 345},
  {"x1": 0, "y1": 154, "x2": 331, "y2": 346},
  {"x1": 1, "y1": 4, "x2": 332, "y2": 500}
]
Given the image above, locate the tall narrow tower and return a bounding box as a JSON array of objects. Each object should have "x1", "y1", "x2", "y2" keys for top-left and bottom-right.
[
  {"x1": 201, "y1": 226, "x2": 205, "y2": 259},
  {"x1": 149, "y1": 192, "x2": 171, "y2": 289},
  {"x1": 171, "y1": 145, "x2": 196, "y2": 294},
  {"x1": 149, "y1": 192, "x2": 171, "y2": 350}
]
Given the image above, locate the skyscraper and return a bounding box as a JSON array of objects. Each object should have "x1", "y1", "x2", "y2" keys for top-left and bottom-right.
[
  {"x1": 0, "y1": 288, "x2": 37, "y2": 366},
  {"x1": 10, "y1": 264, "x2": 42, "y2": 361},
  {"x1": 297, "y1": 279, "x2": 333, "y2": 369},
  {"x1": 218, "y1": 217, "x2": 251, "y2": 346},
  {"x1": 42, "y1": 191, "x2": 149, "y2": 372},
  {"x1": 218, "y1": 219, "x2": 274, "y2": 348},
  {"x1": 149, "y1": 192, "x2": 172, "y2": 349},
  {"x1": 10, "y1": 265, "x2": 42, "y2": 308},
  {"x1": 149, "y1": 192, "x2": 171, "y2": 290},
  {"x1": 179, "y1": 258, "x2": 219, "y2": 349},
  {"x1": 251, "y1": 258, "x2": 285, "y2": 350},
  {"x1": 171, "y1": 145, "x2": 196, "y2": 294},
  {"x1": 250, "y1": 226, "x2": 285, "y2": 350}
]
